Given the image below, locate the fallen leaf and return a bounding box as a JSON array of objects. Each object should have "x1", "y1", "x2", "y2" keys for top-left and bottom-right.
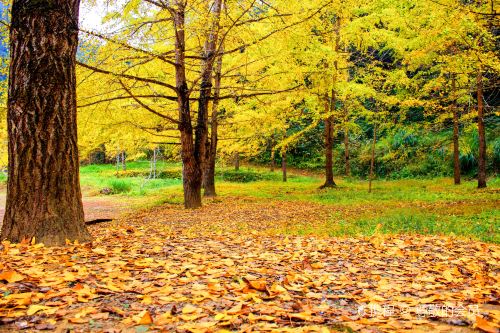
[
  {"x1": 0, "y1": 270, "x2": 25, "y2": 283},
  {"x1": 476, "y1": 316, "x2": 499, "y2": 333}
]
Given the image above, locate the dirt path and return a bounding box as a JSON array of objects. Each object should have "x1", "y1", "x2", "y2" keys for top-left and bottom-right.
[{"x1": 0, "y1": 188, "x2": 133, "y2": 227}]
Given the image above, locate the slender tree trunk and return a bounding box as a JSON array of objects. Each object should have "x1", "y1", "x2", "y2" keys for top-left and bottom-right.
[
  {"x1": 452, "y1": 76, "x2": 460, "y2": 185},
  {"x1": 197, "y1": 0, "x2": 222, "y2": 193},
  {"x1": 174, "y1": 2, "x2": 201, "y2": 208},
  {"x1": 344, "y1": 124, "x2": 350, "y2": 176},
  {"x1": 477, "y1": 68, "x2": 487, "y2": 188},
  {"x1": 101, "y1": 143, "x2": 106, "y2": 164},
  {"x1": 322, "y1": 94, "x2": 336, "y2": 188},
  {"x1": 234, "y1": 152, "x2": 240, "y2": 171},
  {"x1": 282, "y1": 150, "x2": 287, "y2": 182},
  {"x1": 122, "y1": 151, "x2": 126, "y2": 171},
  {"x1": 322, "y1": 18, "x2": 340, "y2": 188},
  {"x1": 203, "y1": 49, "x2": 223, "y2": 197},
  {"x1": 1, "y1": 0, "x2": 91, "y2": 245},
  {"x1": 369, "y1": 124, "x2": 377, "y2": 193},
  {"x1": 116, "y1": 151, "x2": 120, "y2": 175},
  {"x1": 270, "y1": 149, "x2": 276, "y2": 172}
]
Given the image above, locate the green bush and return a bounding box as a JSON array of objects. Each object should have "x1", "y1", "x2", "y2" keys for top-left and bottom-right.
[
  {"x1": 156, "y1": 170, "x2": 182, "y2": 179},
  {"x1": 219, "y1": 170, "x2": 264, "y2": 183},
  {"x1": 115, "y1": 169, "x2": 182, "y2": 179},
  {"x1": 109, "y1": 179, "x2": 132, "y2": 193}
]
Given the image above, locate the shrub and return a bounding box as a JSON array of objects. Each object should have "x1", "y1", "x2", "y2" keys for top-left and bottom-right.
[
  {"x1": 115, "y1": 169, "x2": 182, "y2": 179},
  {"x1": 109, "y1": 179, "x2": 132, "y2": 193},
  {"x1": 156, "y1": 170, "x2": 182, "y2": 179},
  {"x1": 219, "y1": 170, "x2": 263, "y2": 183}
]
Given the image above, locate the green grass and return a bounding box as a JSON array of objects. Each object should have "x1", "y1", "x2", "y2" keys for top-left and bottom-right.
[
  {"x1": 35, "y1": 162, "x2": 500, "y2": 243},
  {"x1": 79, "y1": 161, "x2": 183, "y2": 197}
]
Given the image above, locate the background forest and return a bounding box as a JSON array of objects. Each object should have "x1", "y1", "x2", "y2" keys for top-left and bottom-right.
[{"x1": 0, "y1": 0, "x2": 498, "y2": 182}]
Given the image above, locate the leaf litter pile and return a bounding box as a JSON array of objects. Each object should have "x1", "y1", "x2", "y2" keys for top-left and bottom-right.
[{"x1": 0, "y1": 198, "x2": 499, "y2": 332}]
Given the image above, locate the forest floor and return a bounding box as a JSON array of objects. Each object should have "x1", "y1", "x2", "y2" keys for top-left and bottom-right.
[{"x1": 0, "y1": 164, "x2": 499, "y2": 332}]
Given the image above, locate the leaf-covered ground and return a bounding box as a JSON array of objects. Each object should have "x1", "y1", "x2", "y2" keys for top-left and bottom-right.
[{"x1": 0, "y1": 197, "x2": 499, "y2": 332}]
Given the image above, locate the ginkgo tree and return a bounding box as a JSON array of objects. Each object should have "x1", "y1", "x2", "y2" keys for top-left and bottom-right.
[{"x1": 77, "y1": 0, "x2": 328, "y2": 207}]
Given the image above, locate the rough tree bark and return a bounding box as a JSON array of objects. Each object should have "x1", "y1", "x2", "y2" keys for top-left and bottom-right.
[
  {"x1": 452, "y1": 76, "x2": 460, "y2": 185},
  {"x1": 173, "y1": 2, "x2": 202, "y2": 208},
  {"x1": 477, "y1": 68, "x2": 487, "y2": 188},
  {"x1": 203, "y1": 49, "x2": 223, "y2": 197},
  {"x1": 1, "y1": 0, "x2": 91, "y2": 245},
  {"x1": 173, "y1": 0, "x2": 223, "y2": 207}
]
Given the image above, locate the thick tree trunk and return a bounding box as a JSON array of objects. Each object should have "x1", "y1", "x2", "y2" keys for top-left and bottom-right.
[
  {"x1": 282, "y1": 150, "x2": 287, "y2": 182},
  {"x1": 203, "y1": 50, "x2": 223, "y2": 197},
  {"x1": 369, "y1": 124, "x2": 377, "y2": 193},
  {"x1": 180, "y1": 123, "x2": 202, "y2": 208},
  {"x1": 452, "y1": 76, "x2": 460, "y2": 185},
  {"x1": 477, "y1": 69, "x2": 487, "y2": 188},
  {"x1": 1, "y1": 0, "x2": 91, "y2": 245},
  {"x1": 344, "y1": 125, "x2": 350, "y2": 176},
  {"x1": 174, "y1": 2, "x2": 202, "y2": 208}
]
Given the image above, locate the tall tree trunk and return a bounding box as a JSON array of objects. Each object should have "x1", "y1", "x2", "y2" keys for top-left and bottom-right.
[
  {"x1": 452, "y1": 76, "x2": 460, "y2": 185},
  {"x1": 197, "y1": 0, "x2": 222, "y2": 195},
  {"x1": 203, "y1": 49, "x2": 223, "y2": 197},
  {"x1": 477, "y1": 68, "x2": 487, "y2": 188},
  {"x1": 282, "y1": 150, "x2": 287, "y2": 182},
  {"x1": 322, "y1": 18, "x2": 340, "y2": 188},
  {"x1": 234, "y1": 152, "x2": 240, "y2": 171},
  {"x1": 369, "y1": 123, "x2": 377, "y2": 193},
  {"x1": 344, "y1": 124, "x2": 350, "y2": 176},
  {"x1": 322, "y1": 94, "x2": 336, "y2": 188},
  {"x1": 1, "y1": 0, "x2": 91, "y2": 245},
  {"x1": 174, "y1": 2, "x2": 201, "y2": 208}
]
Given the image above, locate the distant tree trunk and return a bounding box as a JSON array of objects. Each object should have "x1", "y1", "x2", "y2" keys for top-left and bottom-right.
[
  {"x1": 1, "y1": 0, "x2": 91, "y2": 245},
  {"x1": 122, "y1": 151, "x2": 126, "y2": 171},
  {"x1": 344, "y1": 125, "x2": 350, "y2": 176},
  {"x1": 116, "y1": 150, "x2": 123, "y2": 175},
  {"x1": 369, "y1": 124, "x2": 377, "y2": 193},
  {"x1": 234, "y1": 152, "x2": 240, "y2": 171},
  {"x1": 322, "y1": 94, "x2": 336, "y2": 188},
  {"x1": 203, "y1": 49, "x2": 223, "y2": 197},
  {"x1": 452, "y1": 76, "x2": 460, "y2": 185},
  {"x1": 270, "y1": 149, "x2": 276, "y2": 172},
  {"x1": 149, "y1": 147, "x2": 158, "y2": 179},
  {"x1": 477, "y1": 69, "x2": 487, "y2": 188},
  {"x1": 100, "y1": 143, "x2": 106, "y2": 164},
  {"x1": 282, "y1": 150, "x2": 287, "y2": 182},
  {"x1": 153, "y1": 148, "x2": 157, "y2": 178}
]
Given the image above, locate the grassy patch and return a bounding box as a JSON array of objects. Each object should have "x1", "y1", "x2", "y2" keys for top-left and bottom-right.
[
  {"x1": 109, "y1": 179, "x2": 132, "y2": 194},
  {"x1": 77, "y1": 162, "x2": 499, "y2": 243}
]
